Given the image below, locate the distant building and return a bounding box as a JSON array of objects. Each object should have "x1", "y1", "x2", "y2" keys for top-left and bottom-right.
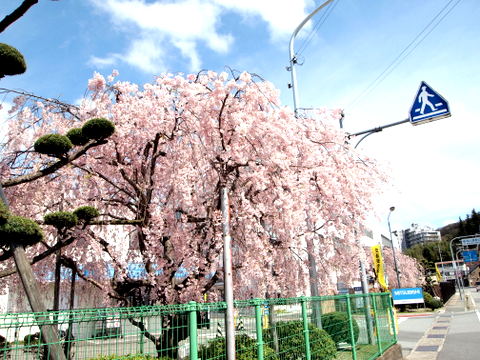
[
  {"x1": 435, "y1": 260, "x2": 467, "y2": 281},
  {"x1": 401, "y1": 223, "x2": 441, "y2": 249}
]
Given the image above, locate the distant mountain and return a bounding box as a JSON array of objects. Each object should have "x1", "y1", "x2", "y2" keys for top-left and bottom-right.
[{"x1": 437, "y1": 209, "x2": 480, "y2": 242}]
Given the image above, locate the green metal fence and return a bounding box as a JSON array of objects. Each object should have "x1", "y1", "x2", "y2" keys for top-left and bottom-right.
[{"x1": 0, "y1": 293, "x2": 396, "y2": 360}]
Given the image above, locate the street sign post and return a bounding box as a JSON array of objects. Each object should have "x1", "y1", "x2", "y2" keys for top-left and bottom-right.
[{"x1": 409, "y1": 81, "x2": 450, "y2": 125}]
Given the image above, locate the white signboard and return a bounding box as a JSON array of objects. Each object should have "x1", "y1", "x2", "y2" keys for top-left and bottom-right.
[{"x1": 461, "y1": 237, "x2": 480, "y2": 246}]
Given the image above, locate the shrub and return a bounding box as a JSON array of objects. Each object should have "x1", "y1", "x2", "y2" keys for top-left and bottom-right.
[
  {"x1": 0, "y1": 216, "x2": 43, "y2": 247},
  {"x1": 23, "y1": 333, "x2": 40, "y2": 345},
  {"x1": 321, "y1": 311, "x2": 359, "y2": 345},
  {"x1": 0, "y1": 201, "x2": 9, "y2": 225},
  {"x1": 199, "y1": 334, "x2": 279, "y2": 360},
  {"x1": 34, "y1": 134, "x2": 73, "y2": 157},
  {"x1": 44, "y1": 211, "x2": 78, "y2": 229},
  {"x1": 263, "y1": 320, "x2": 336, "y2": 360},
  {"x1": 66, "y1": 128, "x2": 89, "y2": 146},
  {"x1": 82, "y1": 118, "x2": 115, "y2": 140},
  {"x1": 0, "y1": 43, "x2": 26, "y2": 77},
  {"x1": 423, "y1": 292, "x2": 443, "y2": 310},
  {"x1": 73, "y1": 206, "x2": 99, "y2": 221}
]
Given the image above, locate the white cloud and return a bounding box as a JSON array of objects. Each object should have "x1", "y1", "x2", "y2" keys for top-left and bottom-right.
[
  {"x1": 88, "y1": 0, "x2": 313, "y2": 73},
  {"x1": 89, "y1": 54, "x2": 120, "y2": 68},
  {"x1": 124, "y1": 38, "x2": 166, "y2": 73},
  {"x1": 88, "y1": 0, "x2": 233, "y2": 71},
  {"x1": 214, "y1": 0, "x2": 313, "y2": 41}
]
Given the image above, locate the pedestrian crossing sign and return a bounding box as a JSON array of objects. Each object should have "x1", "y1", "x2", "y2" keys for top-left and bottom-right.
[{"x1": 409, "y1": 81, "x2": 450, "y2": 125}]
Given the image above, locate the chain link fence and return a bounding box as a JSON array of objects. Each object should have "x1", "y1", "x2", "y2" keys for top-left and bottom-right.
[{"x1": 0, "y1": 293, "x2": 396, "y2": 360}]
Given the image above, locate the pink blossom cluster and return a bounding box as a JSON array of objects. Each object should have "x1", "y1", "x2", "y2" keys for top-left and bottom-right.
[{"x1": 1, "y1": 70, "x2": 386, "y2": 304}]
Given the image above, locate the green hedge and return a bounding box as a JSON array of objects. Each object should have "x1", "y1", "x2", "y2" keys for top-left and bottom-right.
[
  {"x1": 263, "y1": 320, "x2": 336, "y2": 360},
  {"x1": 321, "y1": 311, "x2": 360, "y2": 345},
  {"x1": 423, "y1": 292, "x2": 443, "y2": 310},
  {"x1": 198, "y1": 334, "x2": 279, "y2": 360}
]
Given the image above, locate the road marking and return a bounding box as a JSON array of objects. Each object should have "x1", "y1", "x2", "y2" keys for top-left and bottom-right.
[{"x1": 476, "y1": 309, "x2": 480, "y2": 323}]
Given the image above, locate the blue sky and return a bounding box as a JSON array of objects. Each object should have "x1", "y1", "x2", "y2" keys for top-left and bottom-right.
[{"x1": 1, "y1": 0, "x2": 479, "y2": 234}]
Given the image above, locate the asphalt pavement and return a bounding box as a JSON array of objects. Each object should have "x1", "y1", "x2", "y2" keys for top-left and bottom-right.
[{"x1": 397, "y1": 287, "x2": 480, "y2": 360}]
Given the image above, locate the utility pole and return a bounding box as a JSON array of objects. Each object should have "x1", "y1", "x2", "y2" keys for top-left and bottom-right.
[{"x1": 388, "y1": 207, "x2": 402, "y2": 288}]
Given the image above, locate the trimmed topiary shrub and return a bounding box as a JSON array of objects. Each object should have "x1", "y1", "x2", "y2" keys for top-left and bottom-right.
[
  {"x1": 0, "y1": 201, "x2": 9, "y2": 225},
  {"x1": 23, "y1": 333, "x2": 40, "y2": 345},
  {"x1": 263, "y1": 320, "x2": 336, "y2": 360},
  {"x1": 423, "y1": 292, "x2": 443, "y2": 310},
  {"x1": 66, "y1": 127, "x2": 89, "y2": 146},
  {"x1": 34, "y1": 134, "x2": 73, "y2": 157},
  {"x1": 199, "y1": 334, "x2": 279, "y2": 360},
  {"x1": 0, "y1": 43, "x2": 26, "y2": 77},
  {"x1": 73, "y1": 206, "x2": 99, "y2": 221},
  {"x1": 82, "y1": 118, "x2": 115, "y2": 140},
  {"x1": 0, "y1": 216, "x2": 43, "y2": 247},
  {"x1": 44, "y1": 211, "x2": 78, "y2": 229},
  {"x1": 321, "y1": 311, "x2": 359, "y2": 345}
]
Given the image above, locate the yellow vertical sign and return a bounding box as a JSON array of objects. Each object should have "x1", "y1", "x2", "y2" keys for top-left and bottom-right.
[
  {"x1": 371, "y1": 245, "x2": 388, "y2": 291},
  {"x1": 435, "y1": 263, "x2": 442, "y2": 282}
]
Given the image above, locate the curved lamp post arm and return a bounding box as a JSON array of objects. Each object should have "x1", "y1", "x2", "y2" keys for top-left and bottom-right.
[{"x1": 288, "y1": 0, "x2": 335, "y2": 116}]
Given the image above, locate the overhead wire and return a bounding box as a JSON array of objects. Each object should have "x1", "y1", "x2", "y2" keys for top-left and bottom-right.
[{"x1": 346, "y1": 0, "x2": 463, "y2": 110}]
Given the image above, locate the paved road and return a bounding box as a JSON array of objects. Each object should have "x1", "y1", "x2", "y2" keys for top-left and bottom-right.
[
  {"x1": 437, "y1": 288, "x2": 480, "y2": 360},
  {"x1": 397, "y1": 287, "x2": 480, "y2": 360}
]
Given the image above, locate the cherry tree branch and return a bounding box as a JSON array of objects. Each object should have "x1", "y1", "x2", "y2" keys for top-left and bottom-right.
[
  {"x1": 0, "y1": 0, "x2": 39, "y2": 33},
  {"x1": 2, "y1": 139, "x2": 107, "y2": 188}
]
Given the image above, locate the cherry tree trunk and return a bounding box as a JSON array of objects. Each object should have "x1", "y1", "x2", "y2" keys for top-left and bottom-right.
[{"x1": 0, "y1": 186, "x2": 66, "y2": 360}]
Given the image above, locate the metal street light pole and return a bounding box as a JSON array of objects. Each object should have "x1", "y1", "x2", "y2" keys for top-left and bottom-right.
[
  {"x1": 455, "y1": 250, "x2": 466, "y2": 296},
  {"x1": 447, "y1": 235, "x2": 480, "y2": 300},
  {"x1": 288, "y1": 0, "x2": 334, "y2": 117},
  {"x1": 220, "y1": 186, "x2": 235, "y2": 360},
  {"x1": 388, "y1": 207, "x2": 402, "y2": 288}
]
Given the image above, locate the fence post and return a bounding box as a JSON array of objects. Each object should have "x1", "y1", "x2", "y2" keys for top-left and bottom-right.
[
  {"x1": 139, "y1": 312, "x2": 144, "y2": 354},
  {"x1": 254, "y1": 299, "x2": 265, "y2": 360},
  {"x1": 188, "y1": 301, "x2": 198, "y2": 360},
  {"x1": 345, "y1": 294, "x2": 357, "y2": 360},
  {"x1": 300, "y1": 297, "x2": 311, "y2": 360},
  {"x1": 363, "y1": 293, "x2": 374, "y2": 344},
  {"x1": 371, "y1": 294, "x2": 382, "y2": 354},
  {"x1": 386, "y1": 293, "x2": 398, "y2": 343}
]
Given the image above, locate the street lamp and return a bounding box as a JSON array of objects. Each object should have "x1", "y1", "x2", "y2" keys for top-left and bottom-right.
[
  {"x1": 388, "y1": 206, "x2": 402, "y2": 288},
  {"x1": 288, "y1": 0, "x2": 335, "y2": 116}
]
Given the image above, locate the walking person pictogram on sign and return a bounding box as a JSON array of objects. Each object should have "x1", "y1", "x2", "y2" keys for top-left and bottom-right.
[
  {"x1": 409, "y1": 81, "x2": 450, "y2": 125},
  {"x1": 418, "y1": 86, "x2": 436, "y2": 114}
]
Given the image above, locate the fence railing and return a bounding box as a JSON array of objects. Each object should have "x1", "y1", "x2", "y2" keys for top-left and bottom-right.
[{"x1": 0, "y1": 293, "x2": 396, "y2": 360}]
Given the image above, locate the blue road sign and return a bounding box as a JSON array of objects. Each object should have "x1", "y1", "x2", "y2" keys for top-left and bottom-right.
[
  {"x1": 409, "y1": 81, "x2": 450, "y2": 125},
  {"x1": 462, "y1": 250, "x2": 479, "y2": 263}
]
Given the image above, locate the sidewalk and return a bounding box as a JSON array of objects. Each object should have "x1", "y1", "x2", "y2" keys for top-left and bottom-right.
[{"x1": 403, "y1": 293, "x2": 464, "y2": 360}]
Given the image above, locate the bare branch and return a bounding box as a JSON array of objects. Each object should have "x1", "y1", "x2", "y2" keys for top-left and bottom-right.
[
  {"x1": 2, "y1": 139, "x2": 107, "y2": 188},
  {"x1": 0, "y1": 0, "x2": 38, "y2": 33}
]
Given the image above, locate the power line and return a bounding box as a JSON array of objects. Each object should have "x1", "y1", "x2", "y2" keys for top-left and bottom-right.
[{"x1": 346, "y1": 0, "x2": 463, "y2": 111}]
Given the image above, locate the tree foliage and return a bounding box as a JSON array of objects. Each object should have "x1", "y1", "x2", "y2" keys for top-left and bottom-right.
[
  {"x1": 404, "y1": 241, "x2": 451, "y2": 272},
  {"x1": 440, "y1": 208, "x2": 480, "y2": 242},
  {"x1": 0, "y1": 43, "x2": 26, "y2": 78},
  {"x1": 1, "y1": 70, "x2": 385, "y2": 306}
]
